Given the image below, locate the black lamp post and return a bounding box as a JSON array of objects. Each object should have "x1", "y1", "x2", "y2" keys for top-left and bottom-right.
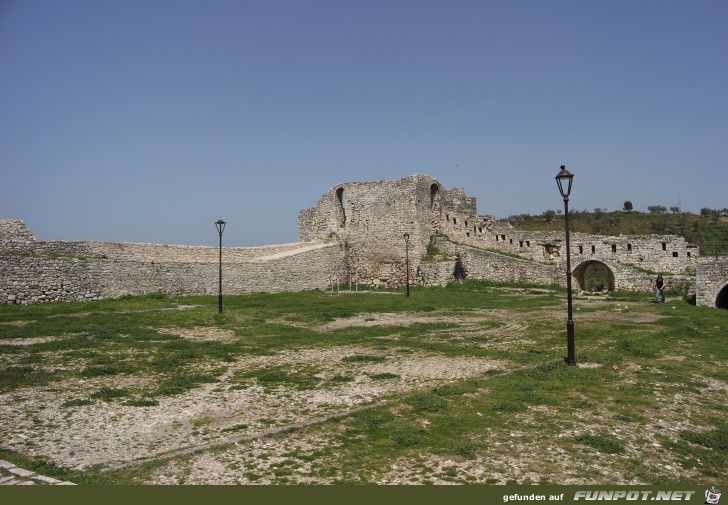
[
  {"x1": 215, "y1": 219, "x2": 226, "y2": 313},
  {"x1": 403, "y1": 232, "x2": 410, "y2": 297},
  {"x1": 555, "y1": 165, "x2": 576, "y2": 366}
]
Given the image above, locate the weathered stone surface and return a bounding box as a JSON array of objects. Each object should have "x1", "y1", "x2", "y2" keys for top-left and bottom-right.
[
  {"x1": 696, "y1": 257, "x2": 728, "y2": 307},
  {"x1": 1, "y1": 174, "x2": 722, "y2": 306}
]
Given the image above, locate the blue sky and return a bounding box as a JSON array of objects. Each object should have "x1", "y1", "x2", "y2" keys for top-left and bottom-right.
[{"x1": 1, "y1": 0, "x2": 726, "y2": 247}]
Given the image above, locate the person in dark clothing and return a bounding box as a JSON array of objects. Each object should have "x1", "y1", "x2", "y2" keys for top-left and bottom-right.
[{"x1": 654, "y1": 275, "x2": 666, "y2": 303}]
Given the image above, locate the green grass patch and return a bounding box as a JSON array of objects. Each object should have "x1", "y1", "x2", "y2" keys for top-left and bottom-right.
[
  {"x1": 1, "y1": 281, "x2": 727, "y2": 484},
  {"x1": 575, "y1": 433, "x2": 626, "y2": 454}
]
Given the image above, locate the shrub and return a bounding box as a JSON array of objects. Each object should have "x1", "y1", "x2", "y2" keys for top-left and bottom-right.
[{"x1": 575, "y1": 433, "x2": 625, "y2": 454}]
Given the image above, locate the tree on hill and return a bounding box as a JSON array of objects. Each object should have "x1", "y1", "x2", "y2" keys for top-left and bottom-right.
[
  {"x1": 670, "y1": 206, "x2": 680, "y2": 214},
  {"x1": 648, "y1": 205, "x2": 667, "y2": 214},
  {"x1": 623, "y1": 201, "x2": 633, "y2": 212}
]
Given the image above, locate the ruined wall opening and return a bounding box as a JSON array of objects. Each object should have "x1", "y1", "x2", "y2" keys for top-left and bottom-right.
[
  {"x1": 716, "y1": 283, "x2": 728, "y2": 309},
  {"x1": 573, "y1": 260, "x2": 615, "y2": 292},
  {"x1": 430, "y1": 183, "x2": 440, "y2": 209},
  {"x1": 336, "y1": 187, "x2": 346, "y2": 227}
]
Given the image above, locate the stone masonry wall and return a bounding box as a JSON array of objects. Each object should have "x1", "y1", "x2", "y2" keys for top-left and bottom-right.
[
  {"x1": 298, "y1": 175, "x2": 441, "y2": 287},
  {"x1": 419, "y1": 241, "x2": 694, "y2": 296},
  {"x1": 298, "y1": 175, "x2": 699, "y2": 293},
  {"x1": 0, "y1": 219, "x2": 36, "y2": 254},
  {"x1": 485, "y1": 229, "x2": 698, "y2": 275},
  {"x1": 2, "y1": 173, "x2": 708, "y2": 305},
  {"x1": 695, "y1": 257, "x2": 728, "y2": 307},
  {"x1": 1, "y1": 220, "x2": 345, "y2": 304},
  {"x1": 418, "y1": 242, "x2": 561, "y2": 287}
]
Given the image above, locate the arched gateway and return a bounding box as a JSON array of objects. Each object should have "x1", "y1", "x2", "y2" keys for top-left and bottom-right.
[
  {"x1": 572, "y1": 260, "x2": 616, "y2": 292},
  {"x1": 715, "y1": 281, "x2": 728, "y2": 309}
]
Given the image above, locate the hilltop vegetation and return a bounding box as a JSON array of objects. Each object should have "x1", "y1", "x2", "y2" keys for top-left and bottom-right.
[{"x1": 503, "y1": 207, "x2": 728, "y2": 255}]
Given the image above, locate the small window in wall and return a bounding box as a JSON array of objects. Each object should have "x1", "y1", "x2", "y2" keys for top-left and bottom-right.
[
  {"x1": 526, "y1": 241, "x2": 530, "y2": 247},
  {"x1": 446, "y1": 214, "x2": 450, "y2": 222},
  {"x1": 519, "y1": 241, "x2": 524, "y2": 247},
  {"x1": 453, "y1": 218, "x2": 457, "y2": 225},
  {"x1": 579, "y1": 245, "x2": 583, "y2": 254},
  {"x1": 612, "y1": 244, "x2": 617, "y2": 253},
  {"x1": 591, "y1": 245, "x2": 596, "y2": 254},
  {"x1": 465, "y1": 220, "x2": 468, "y2": 227},
  {"x1": 673, "y1": 252, "x2": 678, "y2": 257},
  {"x1": 627, "y1": 243, "x2": 632, "y2": 251},
  {"x1": 478, "y1": 226, "x2": 483, "y2": 233},
  {"x1": 687, "y1": 251, "x2": 691, "y2": 258},
  {"x1": 509, "y1": 239, "x2": 513, "y2": 244},
  {"x1": 662, "y1": 242, "x2": 667, "y2": 251},
  {"x1": 336, "y1": 187, "x2": 346, "y2": 226},
  {"x1": 466, "y1": 232, "x2": 470, "y2": 237},
  {"x1": 501, "y1": 234, "x2": 506, "y2": 241},
  {"x1": 430, "y1": 183, "x2": 439, "y2": 208}
]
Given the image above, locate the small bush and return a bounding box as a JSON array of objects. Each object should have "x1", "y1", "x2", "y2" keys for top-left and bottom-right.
[
  {"x1": 680, "y1": 424, "x2": 728, "y2": 451},
  {"x1": 575, "y1": 433, "x2": 625, "y2": 454},
  {"x1": 391, "y1": 425, "x2": 424, "y2": 446},
  {"x1": 80, "y1": 365, "x2": 120, "y2": 377},
  {"x1": 446, "y1": 440, "x2": 480, "y2": 460},
  {"x1": 369, "y1": 372, "x2": 400, "y2": 380},
  {"x1": 156, "y1": 373, "x2": 218, "y2": 396},
  {"x1": 123, "y1": 398, "x2": 159, "y2": 407},
  {"x1": 62, "y1": 398, "x2": 94, "y2": 407},
  {"x1": 407, "y1": 392, "x2": 448, "y2": 412},
  {"x1": 90, "y1": 387, "x2": 129, "y2": 402},
  {"x1": 341, "y1": 355, "x2": 386, "y2": 363},
  {"x1": 0, "y1": 365, "x2": 34, "y2": 388}
]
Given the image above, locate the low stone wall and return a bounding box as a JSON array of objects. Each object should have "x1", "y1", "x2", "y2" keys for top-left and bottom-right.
[
  {"x1": 419, "y1": 243, "x2": 560, "y2": 287},
  {"x1": 1, "y1": 224, "x2": 345, "y2": 304}
]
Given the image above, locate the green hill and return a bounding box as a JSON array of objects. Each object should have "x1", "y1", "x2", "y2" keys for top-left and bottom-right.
[{"x1": 502, "y1": 207, "x2": 728, "y2": 256}]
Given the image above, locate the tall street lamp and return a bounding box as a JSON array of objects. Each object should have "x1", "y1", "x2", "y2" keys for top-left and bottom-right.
[
  {"x1": 403, "y1": 232, "x2": 410, "y2": 297},
  {"x1": 215, "y1": 219, "x2": 226, "y2": 314},
  {"x1": 555, "y1": 165, "x2": 576, "y2": 366}
]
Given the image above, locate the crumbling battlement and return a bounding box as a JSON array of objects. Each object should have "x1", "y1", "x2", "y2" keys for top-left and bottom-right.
[{"x1": 0, "y1": 219, "x2": 36, "y2": 254}]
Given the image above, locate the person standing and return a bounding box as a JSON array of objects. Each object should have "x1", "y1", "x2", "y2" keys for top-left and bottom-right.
[{"x1": 654, "y1": 275, "x2": 666, "y2": 303}]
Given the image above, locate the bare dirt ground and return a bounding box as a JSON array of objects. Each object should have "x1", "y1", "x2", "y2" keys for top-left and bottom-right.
[{"x1": 1, "y1": 307, "x2": 517, "y2": 473}]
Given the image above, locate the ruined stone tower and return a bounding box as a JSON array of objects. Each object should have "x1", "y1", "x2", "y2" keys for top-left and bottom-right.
[{"x1": 298, "y1": 174, "x2": 494, "y2": 287}]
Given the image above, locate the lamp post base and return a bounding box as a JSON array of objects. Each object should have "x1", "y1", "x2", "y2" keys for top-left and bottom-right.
[{"x1": 564, "y1": 357, "x2": 577, "y2": 367}]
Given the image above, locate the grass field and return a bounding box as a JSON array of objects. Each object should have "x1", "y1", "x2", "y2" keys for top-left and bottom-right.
[{"x1": 0, "y1": 282, "x2": 726, "y2": 484}]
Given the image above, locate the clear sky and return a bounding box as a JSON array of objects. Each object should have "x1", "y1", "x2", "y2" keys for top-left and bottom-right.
[{"x1": 1, "y1": 0, "x2": 726, "y2": 247}]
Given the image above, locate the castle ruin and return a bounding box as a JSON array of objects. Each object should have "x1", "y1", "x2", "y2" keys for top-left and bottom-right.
[{"x1": 2, "y1": 174, "x2": 726, "y2": 308}]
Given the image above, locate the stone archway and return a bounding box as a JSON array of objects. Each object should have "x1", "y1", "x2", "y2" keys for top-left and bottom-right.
[
  {"x1": 572, "y1": 260, "x2": 616, "y2": 292},
  {"x1": 715, "y1": 281, "x2": 728, "y2": 309}
]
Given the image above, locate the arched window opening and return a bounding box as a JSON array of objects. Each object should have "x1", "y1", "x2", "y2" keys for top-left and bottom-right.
[
  {"x1": 336, "y1": 187, "x2": 346, "y2": 227},
  {"x1": 430, "y1": 183, "x2": 440, "y2": 209}
]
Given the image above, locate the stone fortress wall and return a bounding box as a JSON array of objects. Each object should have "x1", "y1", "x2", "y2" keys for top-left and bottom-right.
[
  {"x1": 695, "y1": 257, "x2": 728, "y2": 308},
  {"x1": 0, "y1": 219, "x2": 344, "y2": 304},
  {"x1": 2, "y1": 174, "x2": 726, "y2": 307}
]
